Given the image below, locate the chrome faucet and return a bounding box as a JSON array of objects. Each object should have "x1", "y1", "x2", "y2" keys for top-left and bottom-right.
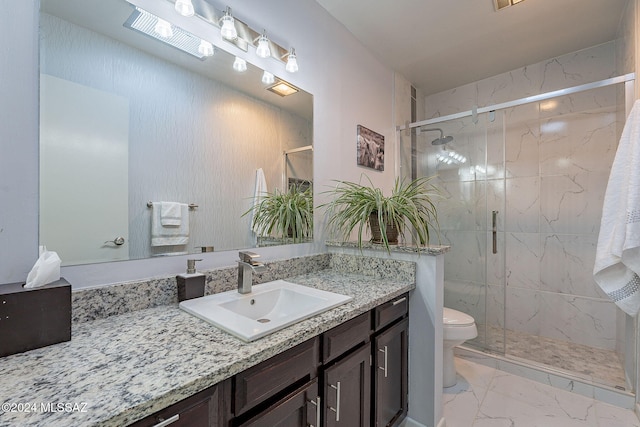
[{"x1": 237, "y1": 251, "x2": 266, "y2": 294}]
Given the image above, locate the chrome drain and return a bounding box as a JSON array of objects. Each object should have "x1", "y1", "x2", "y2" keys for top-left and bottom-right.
[{"x1": 257, "y1": 318, "x2": 270, "y2": 323}]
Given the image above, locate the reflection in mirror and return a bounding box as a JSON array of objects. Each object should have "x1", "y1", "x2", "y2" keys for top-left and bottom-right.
[{"x1": 39, "y1": 0, "x2": 313, "y2": 266}]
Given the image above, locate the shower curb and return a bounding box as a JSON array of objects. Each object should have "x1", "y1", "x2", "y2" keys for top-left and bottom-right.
[{"x1": 455, "y1": 346, "x2": 635, "y2": 410}]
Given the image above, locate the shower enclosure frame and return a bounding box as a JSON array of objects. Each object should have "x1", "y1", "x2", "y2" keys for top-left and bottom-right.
[
  {"x1": 400, "y1": 73, "x2": 635, "y2": 134},
  {"x1": 398, "y1": 72, "x2": 637, "y2": 392}
]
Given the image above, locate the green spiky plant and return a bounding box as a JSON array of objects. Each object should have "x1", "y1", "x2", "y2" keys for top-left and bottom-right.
[
  {"x1": 321, "y1": 175, "x2": 439, "y2": 251},
  {"x1": 244, "y1": 185, "x2": 313, "y2": 242}
]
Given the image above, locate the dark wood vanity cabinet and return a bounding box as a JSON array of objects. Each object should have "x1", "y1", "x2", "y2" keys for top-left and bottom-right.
[
  {"x1": 129, "y1": 294, "x2": 409, "y2": 427},
  {"x1": 321, "y1": 293, "x2": 409, "y2": 427}
]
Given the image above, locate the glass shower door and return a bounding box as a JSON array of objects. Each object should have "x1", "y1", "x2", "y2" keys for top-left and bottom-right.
[{"x1": 400, "y1": 111, "x2": 506, "y2": 355}]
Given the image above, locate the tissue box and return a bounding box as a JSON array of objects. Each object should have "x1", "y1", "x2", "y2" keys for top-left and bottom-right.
[{"x1": 0, "y1": 278, "x2": 71, "y2": 357}]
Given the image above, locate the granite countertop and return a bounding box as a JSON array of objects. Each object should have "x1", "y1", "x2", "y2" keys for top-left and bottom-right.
[
  {"x1": 0, "y1": 270, "x2": 414, "y2": 427},
  {"x1": 326, "y1": 240, "x2": 450, "y2": 255}
]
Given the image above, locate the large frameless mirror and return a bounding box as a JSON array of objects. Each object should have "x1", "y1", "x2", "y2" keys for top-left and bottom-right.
[{"x1": 39, "y1": 0, "x2": 313, "y2": 266}]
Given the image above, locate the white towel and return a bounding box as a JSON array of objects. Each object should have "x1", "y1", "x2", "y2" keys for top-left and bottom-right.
[
  {"x1": 594, "y1": 99, "x2": 640, "y2": 316},
  {"x1": 151, "y1": 202, "x2": 189, "y2": 246},
  {"x1": 251, "y1": 168, "x2": 268, "y2": 235},
  {"x1": 160, "y1": 201, "x2": 182, "y2": 226}
]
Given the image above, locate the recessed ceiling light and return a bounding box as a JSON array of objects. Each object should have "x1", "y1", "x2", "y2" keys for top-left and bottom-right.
[
  {"x1": 493, "y1": 0, "x2": 525, "y2": 11},
  {"x1": 267, "y1": 80, "x2": 299, "y2": 97}
]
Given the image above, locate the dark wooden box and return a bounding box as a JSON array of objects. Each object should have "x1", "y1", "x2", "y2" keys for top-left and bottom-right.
[{"x1": 0, "y1": 278, "x2": 71, "y2": 357}]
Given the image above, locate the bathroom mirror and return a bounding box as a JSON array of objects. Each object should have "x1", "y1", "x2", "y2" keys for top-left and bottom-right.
[{"x1": 39, "y1": 0, "x2": 313, "y2": 266}]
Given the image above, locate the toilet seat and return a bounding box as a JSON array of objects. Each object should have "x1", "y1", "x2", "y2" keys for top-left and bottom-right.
[{"x1": 443, "y1": 307, "x2": 474, "y2": 327}]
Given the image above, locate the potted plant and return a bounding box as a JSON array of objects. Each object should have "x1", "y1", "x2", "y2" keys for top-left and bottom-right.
[
  {"x1": 244, "y1": 185, "x2": 313, "y2": 242},
  {"x1": 321, "y1": 175, "x2": 439, "y2": 251}
]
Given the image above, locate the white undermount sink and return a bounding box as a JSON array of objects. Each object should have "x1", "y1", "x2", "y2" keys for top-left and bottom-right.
[{"x1": 179, "y1": 280, "x2": 352, "y2": 342}]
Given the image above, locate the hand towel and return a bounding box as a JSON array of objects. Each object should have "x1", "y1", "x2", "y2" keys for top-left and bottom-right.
[
  {"x1": 151, "y1": 202, "x2": 189, "y2": 246},
  {"x1": 594, "y1": 99, "x2": 640, "y2": 316},
  {"x1": 251, "y1": 168, "x2": 268, "y2": 235},
  {"x1": 160, "y1": 201, "x2": 182, "y2": 226}
]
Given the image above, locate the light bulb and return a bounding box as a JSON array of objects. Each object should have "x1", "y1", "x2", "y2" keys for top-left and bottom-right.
[
  {"x1": 198, "y1": 40, "x2": 214, "y2": 57},
  {"x1": 233, "y1": 57, "x2": 247, "y2": 72},
  {"x1": 262, "y1": 71, "x2": 275, "y2": 84},
  {"x1": 154, "y1": 18, "x2": 173, "y2": 38},
  {"x1": 174, "y1": 0, "x2": 194, "y2": 17},
  {"x1": 285, "y1": 48, "x2": 298, "y2": 73},
  {"x1": 256, "y1": 34, "x2": 271, "y2": 58},
  {"x1": 220, "y1": 9, "x2": 237, "y2": 40}
]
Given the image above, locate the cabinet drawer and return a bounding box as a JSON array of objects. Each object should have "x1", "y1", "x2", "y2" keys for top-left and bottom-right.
[
  {"x1": 374, "y1": 293, "x2": 408, "y2": 331},
  {"x1": 128, "y1": 383, "x2": 219, "y2": 427},
  {"x1": 236, "y1": 379, "x2": 319, "y2": 427},
  {"x1": 322, "y1": 311, "x2": 371, "y2": 364},
  {"x1": 234, "y1": 337, "x2": 319, "y2": 416}
]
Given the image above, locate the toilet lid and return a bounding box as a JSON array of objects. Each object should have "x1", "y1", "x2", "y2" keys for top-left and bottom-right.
[{"x1": 443, "y1": 307, "x2": 475, "y2": 326}]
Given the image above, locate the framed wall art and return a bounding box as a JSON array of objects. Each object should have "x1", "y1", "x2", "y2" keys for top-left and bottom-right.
[{"x1": 356, "y1": 125, "x2": 384, "y2": 171}]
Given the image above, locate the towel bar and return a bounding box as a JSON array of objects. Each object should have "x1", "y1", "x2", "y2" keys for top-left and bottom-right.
[{"x1": 147, "y1": 201, "x2": 198, "y2": 210}]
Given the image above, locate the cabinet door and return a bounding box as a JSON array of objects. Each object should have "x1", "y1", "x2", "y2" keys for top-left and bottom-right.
[
  {"x1": 374, "y1": 318, "x2": 408, "y2": 427},
  {"x1": 238, "y1": 379, "x2": 320, "y2": 427},
  {"x1": 324, "y1": 344, "x2": 371, "y2": 427}
]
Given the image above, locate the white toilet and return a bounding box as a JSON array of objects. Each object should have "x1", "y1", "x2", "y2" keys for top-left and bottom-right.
[{"x1": 443, "y1": 307, "x2": 478, "y2": 388}]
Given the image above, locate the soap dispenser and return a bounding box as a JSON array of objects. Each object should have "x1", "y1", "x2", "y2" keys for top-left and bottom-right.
[{"x1": 177, "y1": 259, "x2": 205, "y2": 302}]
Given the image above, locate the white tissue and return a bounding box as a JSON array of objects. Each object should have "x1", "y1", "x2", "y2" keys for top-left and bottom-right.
[{"x1": 24, "y1": 246, "x2": 61, "y2": 288}]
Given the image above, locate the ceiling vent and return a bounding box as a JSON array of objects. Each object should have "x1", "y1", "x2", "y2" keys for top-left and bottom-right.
[{"x1": 494, "y1": 0, "x2": 525, "y2": 11}]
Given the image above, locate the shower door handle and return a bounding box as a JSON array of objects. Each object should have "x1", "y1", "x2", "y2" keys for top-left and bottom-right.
[{"x1": 492, "y1": 211, "x2": 498, "y2": 254}]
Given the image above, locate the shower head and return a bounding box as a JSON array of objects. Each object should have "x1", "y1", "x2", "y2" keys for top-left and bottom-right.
[
  {"x1": 432, "y1": 135, "x2": 453, "y2": 146},
  {"x1": 417, "y1": 127, "x2": 454, "y2": 145}
]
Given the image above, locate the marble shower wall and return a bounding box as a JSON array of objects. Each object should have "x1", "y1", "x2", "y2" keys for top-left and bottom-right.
[{"x1": 427, "y1": 41, "x2": 622, "y2": 352}]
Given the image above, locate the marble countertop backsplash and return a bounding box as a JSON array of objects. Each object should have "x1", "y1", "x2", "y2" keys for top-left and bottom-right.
[
  {"x1": 71, "y1": 253, "x2": 332, "y2": 323},
  {"x1": 0, "y1": 253, "x2": 415, "y2": 427}
]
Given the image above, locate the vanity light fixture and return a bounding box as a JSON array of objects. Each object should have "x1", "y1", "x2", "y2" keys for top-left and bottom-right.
[
  {"x1": 154, "y1": 17, "x2": 173, "y2": 38},
  {"x1": 198, "y1": 40, "x2": 214, "y2": 57},
  {"x1": 125, "y1": 2, "x2": 301, "y2": 72},
  {"x1": 233, "y1": 56, "x2": 247, "y2": 72},
  {"x1": 220, "y1": 7, "x2": 238, "y2": 40},
  {"x1": 255, "y1": 31, "x2": 271, "y2": 58},
  {"x1": 267, "y1": 80, "x2": 299, "y2": 97},
  {"x1": 262, "y1": 71, "x2": 275, "y2": 85},
  {"x1": 125, "y1": 7, "x2": 212, "y2": 60},
  {"x1": 174, "y1": 0, "x2": 195, "y2": 17},
  {"x1": 284, "y1": 48, "x2": 298, "y2": 73}
]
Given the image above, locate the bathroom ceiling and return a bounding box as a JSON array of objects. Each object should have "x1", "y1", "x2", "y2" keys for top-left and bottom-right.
[{"x1": 315, "y1": 0, "x2": 628, "y2": 95}]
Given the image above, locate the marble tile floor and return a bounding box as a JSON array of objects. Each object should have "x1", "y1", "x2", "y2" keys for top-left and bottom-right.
[
  {"x1": 468, "y1": 324, "x2": 627, "y2": 390},
  {"x1": 443, "y1": 356, "x2": 640, "y2": 427}
]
